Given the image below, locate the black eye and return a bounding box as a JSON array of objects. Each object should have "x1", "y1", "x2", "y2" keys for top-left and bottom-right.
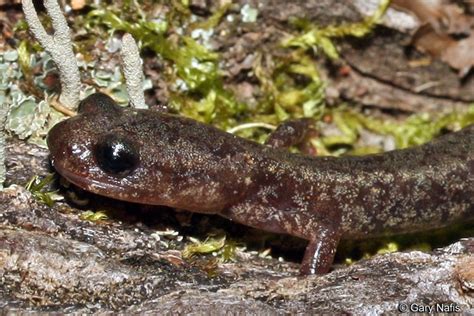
[{"x1": 94, "y1": 134, "x2": 139, "y2": 176}]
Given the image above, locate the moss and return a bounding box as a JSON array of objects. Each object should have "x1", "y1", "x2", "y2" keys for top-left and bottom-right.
[
  {"x1": 283, "y1": 0, "x2": 391, "y2": 59},
  {"x1": 183, "y1": 235, "x2": 227, "y2": 259},
  {"x1": 316, "y1": 106, "x2": 474, "y2": 156},
  {"x1": 25, "y1": 174, "x2": 60, "y2": 207},
  {"x1": 20, "y1": 0, "x2": 471, "y2": 154},
  {"x1": 79, "y1": 210, "x2": 109, "y2": 222},
  {"x1": 86, "y1": 5, "x2": 245, "y2": 129},
  {"x1": 78, "y1": 1, "x2": 396, "y2": 146},
  {"x1": 81, "y1": 2, "x2": 330, "y2": 132}
]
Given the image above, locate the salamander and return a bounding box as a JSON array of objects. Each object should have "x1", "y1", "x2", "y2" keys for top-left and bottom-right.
[{"x1": 47, "y1": 92, "x2": 474, "y2": 275}]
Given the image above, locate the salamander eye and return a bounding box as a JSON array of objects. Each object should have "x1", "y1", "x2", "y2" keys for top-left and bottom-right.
[{"x1": 94, "y1": 134, "x2": 139, "y2": 176}]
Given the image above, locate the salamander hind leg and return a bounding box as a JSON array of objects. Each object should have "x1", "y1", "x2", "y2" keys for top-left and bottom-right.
[{"x1": 300, "y1": 224, "x2": 342, "y2": 275}]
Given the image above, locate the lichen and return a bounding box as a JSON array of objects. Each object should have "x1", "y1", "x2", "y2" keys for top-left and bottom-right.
[
  {"x1": 22, "y1": 0, "x2": 81, "y2": 108},
  {"x1": 120, "y1": 33, "x2": 147, "y2": 109},
  {"x1": 1, "y1": 50, "x2": 62, "y2": 147}
]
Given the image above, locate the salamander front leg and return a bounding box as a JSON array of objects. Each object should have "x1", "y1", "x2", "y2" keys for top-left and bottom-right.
[
  {"x1": 300, "y1": 226, "x2": 342, "y2": 275},
  {"x1": 265, "y1": 118, "x2": 315, "y2": 149}
]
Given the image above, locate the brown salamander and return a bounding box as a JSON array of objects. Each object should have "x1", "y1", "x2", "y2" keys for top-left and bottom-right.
[{"x1": 47, "y1": 93, "x2": 474, "y2": 275}]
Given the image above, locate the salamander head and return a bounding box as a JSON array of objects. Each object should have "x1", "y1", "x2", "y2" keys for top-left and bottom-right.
[
  {"x1": 47, "y1": 92, "x2": 252, "y2": 212},
  {"x1": 48, "y1": 93, "x2": 147, "y2": 203}
]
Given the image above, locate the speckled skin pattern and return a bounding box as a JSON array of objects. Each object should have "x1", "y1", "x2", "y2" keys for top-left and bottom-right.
[{"x1": 47, "y1": 93, "x2": 474, "y2": 275}]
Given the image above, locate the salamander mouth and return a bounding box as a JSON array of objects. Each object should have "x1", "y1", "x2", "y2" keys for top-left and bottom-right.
[
  {"x1": 50, "y1": 157, "x2": 131, "y2": 200},
  {"x1": 52, "y1": 160, "x2": 106, "y2": 191}
]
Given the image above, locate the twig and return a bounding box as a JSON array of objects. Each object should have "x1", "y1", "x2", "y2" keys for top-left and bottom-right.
[
  {"x1": 227, "y1": 122, "x2": 276, "y2": 134},
  {"x1": 49, "y1": 97, "x2": 77, "y2": 117},
  {"x1": 120, "y1": 33, "x2": 147, "y2": 109},
  {"x1": 22, "y1": 0, "x2": 81, "y2": 109}
]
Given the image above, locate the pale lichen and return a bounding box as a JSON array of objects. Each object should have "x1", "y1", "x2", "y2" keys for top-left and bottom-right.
[
  {"x1": 120, "y1": 33, "x2": 147, "y2": 109},
  {"x1": 22, "y1": 0, "x2": 81, "y2": 108}
]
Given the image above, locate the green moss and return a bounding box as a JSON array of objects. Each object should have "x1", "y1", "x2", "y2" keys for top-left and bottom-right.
[
  {"x1": 81, "y1": 0, "x2": 474, "y2": 156},
  {"x1": 338, "y1": 220, "x2": 473, "y2": 265},
  {"x1": 189, "y1": 3, "x2": 231, "y2": 31},
  {"x1": 79, "y1": 210, "x2": 109, "y2": 222},
  {"x1": 17, "y1": 41, "x2": 32, "y2": 79},
  {"x1": 82, "y1": 2, "x2": 333, "y2": 133},
  {"x1": 182, "y1": 235, "x2": 226, "y2": 258},
  {"x1": 182, "y1": 234, "x2": 243, "y2": 266},
  {"x1": 360, "y1": 106, "x2": 474, "y2": 148},
  {"x1": 25, "y1": 174, "x2": 61, "y2": 207},
  {"x1": 316, "y1": 106, "x2": 474, "y2": 156},
  {"x1": 86, "y1": 5, "x2": 245, "y2": 128},
  {"x1": 283, "y1": 0, "x2": 390, "y2": 59}
]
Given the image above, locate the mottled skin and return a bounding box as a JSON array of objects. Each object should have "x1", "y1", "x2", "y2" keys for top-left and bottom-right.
[{"x1": 47, "y1": 93, "x2": 474, "y2": 275}]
